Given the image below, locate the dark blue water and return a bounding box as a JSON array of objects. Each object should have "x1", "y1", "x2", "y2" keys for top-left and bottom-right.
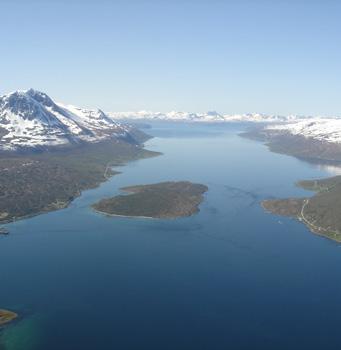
[{"x1": 1, "y1": 123, "x2": 341, "y2": 349}]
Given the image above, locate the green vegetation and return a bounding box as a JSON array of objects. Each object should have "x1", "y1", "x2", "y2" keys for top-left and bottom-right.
[
  {"x1": 92, "y1": 181, "x2": 208, "y2": 219},
  {"x1": 0, "y1": 140, "x2": 160, "y2": 223},
  {"x1": 262, "y1": 175, "x2": 341, "y2": 242}
]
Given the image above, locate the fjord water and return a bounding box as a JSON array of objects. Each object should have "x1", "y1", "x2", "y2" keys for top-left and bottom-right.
[{"x1": 1, "y1": 123, "x2": 341, "y2": 350}]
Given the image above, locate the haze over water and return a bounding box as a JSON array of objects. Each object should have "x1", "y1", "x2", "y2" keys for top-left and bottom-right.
[{"x1": 1, "y1": 123, "x2": 341, "y2": 350}]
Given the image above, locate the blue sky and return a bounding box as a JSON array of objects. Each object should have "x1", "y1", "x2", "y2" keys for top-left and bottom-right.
[{"x1": 2, "y1": 0, "x2": 341, "y2": 115}]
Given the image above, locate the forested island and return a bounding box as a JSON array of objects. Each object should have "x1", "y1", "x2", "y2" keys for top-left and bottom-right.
[{"x1": 92, "y1": 181, "x2": 208, "y2": 219}]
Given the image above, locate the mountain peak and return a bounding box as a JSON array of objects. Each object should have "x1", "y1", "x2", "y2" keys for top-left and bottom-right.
[
  {"x1": 25, "y1": 88, "x2": 55, "y2": 108},
  {"x1": 0, "y1": 89, "x2": 137, "y2": 151}
]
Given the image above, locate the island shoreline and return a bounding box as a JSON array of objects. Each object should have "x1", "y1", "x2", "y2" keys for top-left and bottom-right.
[{"x1": 92, "y1": 181, "x2": 208, "y2": 219}]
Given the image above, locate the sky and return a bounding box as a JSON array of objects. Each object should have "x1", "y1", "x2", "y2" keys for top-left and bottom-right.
[{"x1": 1, "y1": 0, "x2": 341, "y2": 115}]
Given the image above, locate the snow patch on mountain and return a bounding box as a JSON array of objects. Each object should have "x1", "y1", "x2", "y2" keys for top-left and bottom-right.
[
  {"x1": 110, "y1": 109, "x2": 341, "y2": 145},
  {"x1": 0, "y1": 89, "x2": 132, "y2": 150},
  {"x1": 3, "y1": 88, "x2": 341, "y2": 150},
  {"x1": 265, "y1": 118, "x2": 341, "y2": 144}
]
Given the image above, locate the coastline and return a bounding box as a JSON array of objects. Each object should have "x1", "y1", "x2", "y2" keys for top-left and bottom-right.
[
  {"x1": 92, "y1": 207, "x2": 201, "y2": 220},
  {"x1": 92, "y1": 207, "x2": 158, "y2": 220},
  {"x1": 91, "y1": 182, "x2": 207, "y2": 220},
  {"x1": 240, "y1": 130, "x2": 341, "y2": 166},
  {"x1": 243, "y1": 130, "x2": 341, "y2": 242},
  {"x1": 0, "y1": 149, "x2": 161, "y2": 226},
  {"x1": 261, "y1": 198, "x2": 341, "y2": 243}
]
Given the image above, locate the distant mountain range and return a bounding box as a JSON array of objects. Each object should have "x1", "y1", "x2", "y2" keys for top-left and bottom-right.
[
  {"x1": 109, "y1": 110, "x2": 301, "y2": 123},
  {"x1": 110, "y1": 110, "x2": 341, "y2": 145},
  {"x1": 0, "y1": 89, "x2": 139, "y2": 151}
]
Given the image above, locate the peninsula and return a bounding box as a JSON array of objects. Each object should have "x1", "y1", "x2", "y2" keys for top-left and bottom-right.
[
  {"x1": 262, "y1": 175, "x2": 341, "y2": 242},
  {"x1": 92, "y1": 181, "x2": 208, "y2": 219}
]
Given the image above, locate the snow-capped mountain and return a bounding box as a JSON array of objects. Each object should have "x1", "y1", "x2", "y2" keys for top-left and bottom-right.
[
  {"x1": 3, "y1": 88, "x2": 340, "y2": 150},
  {"x1": 0, "y1": 89, "x2": 135, "y2": 150},
  {"x1": 265, "y1": 118, "x2": 341, "y2": 144},
  {"x1": 109, "y1": 110, "x2": 302, "y2": 123}
]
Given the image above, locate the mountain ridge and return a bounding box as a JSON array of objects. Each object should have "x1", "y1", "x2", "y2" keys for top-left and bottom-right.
[
  {"x1": 0, "y1": 89, "x2": 139, "y2": 151},
  {"x1": 3, "y1": 89, "x2": 341, "y2": 151},
  {"x1": 108, "y1": 110, "x2": 299, "y2": 123}
]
